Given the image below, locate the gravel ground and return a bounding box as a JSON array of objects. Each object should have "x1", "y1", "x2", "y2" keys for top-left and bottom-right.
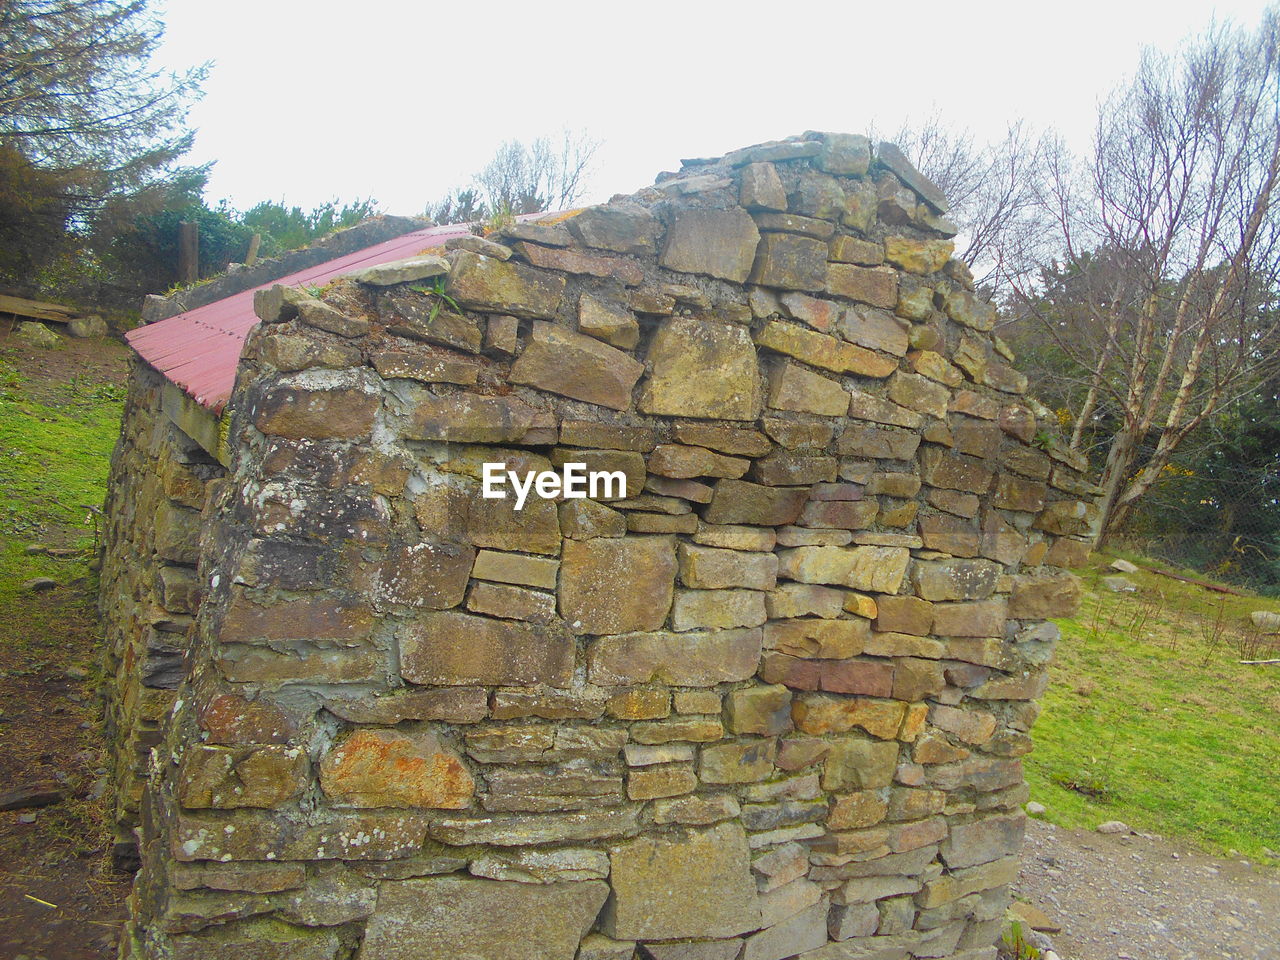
[{"x1": 1015, "y1": 818, "x2": 1280, "y2": 960}]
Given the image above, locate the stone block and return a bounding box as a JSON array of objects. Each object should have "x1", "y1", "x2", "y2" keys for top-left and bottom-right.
[
  {"x1": 912, "y1": 559, "x2": 1000, "y2": 602},
  {"x1": 764, "y1": 618, "x2": 869, "y2": 659},
  {"x1": 445, "y1": 250, "x2": 565, "y2": 318},
  {"x1": 883, "y1": 236, "x2": 953, "y2": 274},
  {"x1": 649, "y1": 443, "x2": 750, "y2": 480},
  {"x1": 578, "y1": 293, "x2": 640, "y2": 349},
  {"x1": 704, "y1": 480, "x2": 809, "y2": 526},
  {"x1": 679, "y1": 543, "x2": 779, "y2": 590},
  {"x1": 755, "y1": 320, "x2": 896, "y2": 378},
  {"x1": 471, "y1": 550, "x2": 559, "y2": 589},
  {"x1": 602, "y1": 823, "x2": 760, "y2": 940},
  {"x1": 320, "y1": 730, "x2": 473, "y2": 809},
  {"x1": 792, "y1": 695, "x2": 907, "y2": 739},
  {"x1": 567, "y1": 203, "x2": 660, "y2": 255},
  {"x1": 931, "y1": 600, "x2": 1008, "y2": 638},
  {"x1": 821, "y1": 736, "x2": 900, "y2": 791},
  {"x1": 750, "y1": 233, "x2": 829, "y2": 291},
  {"x1": 725, "y1": 684, "x2": 793, "y2": 736},
  {"x1": 1009, "y1": 571, "x2": 1083, "y2": 619},
  {"x1": 510, "y1": 321, "x2": 644, "y2": 411},
  {"x1": 836, "y1": 424, "x2": 920, "y2": 460},
  {"x1": 700, "y1": 739, "x2": 779, "y2": 784},
  {"x1": 399, "y1": 610, "x2": 574, "y2": 686},
  {"x1": 559, "y1": 536, "x2": 676, "y2": 634},
  {"x1": 766, "y1": 359, "x2": 849, "y2": 416},
  {"x1": 587, "y1": 627, "x2": 761, "y2": 686},
  {"x1": 777, "y1": 545, "x2": 910, "y2": 593},
  {"x1": 355, "y1": 876, "x2": 607, "y2": 960},
  {"x1": 640, "y1": 316, "x2": 764, "y2": 421},
  {"x1": 656, "y1": 207, "x2": 762, "y2": 288},
  {"x1": 672, "y1": 588, "x2": 767, "y2": 631},
  {"x1": 825, "y1": 263, "x2": 898, "y2": 308},
  {"x1": 741, "y1": 161, "x2": 788, "y2": 211},
  {"x1": 176, "y1": 744, "x2": 306, "y2": 809}
]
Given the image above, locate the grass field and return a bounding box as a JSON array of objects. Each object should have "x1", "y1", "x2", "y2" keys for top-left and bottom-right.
[
  {"x1": 0, "y1": 346, "x2": 126, "y2": 660},
  {"x1": 1025, "y1": 552, "x2": 1280, "y2": 862}
]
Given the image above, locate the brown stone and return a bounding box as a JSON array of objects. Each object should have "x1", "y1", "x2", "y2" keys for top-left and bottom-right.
[
  {"x1": 254, "y1": 383, "x2": 379, "y2": 441},
  {"x1": 588, "y1": 627, "x2": 761, "y2": 686},
  {"x1": 401, "y1": 391, "x2": 555, "y2": 445},
  {"x1": 821, "y1": 736, "x2": 900, "y2": 791},
  {"x1": 912, "y1": 558, "x2": 1001, "y2": 602},
  {"x1": 883, "y1": 236, "x2": 954, "y2": 274},
  {"x1": 559, "y1": 499, "x2": 626, "y2": 539},
  {"x1": 755, "y1": 320, "x2": 896, "y2": 378},
  {"x1": 777, "y1": 545, "x2": 910, "y2": 593},
  {"x1": 372, "y1": 350, "x2": 479, "y2": 385},
  {"x1": 661, "y1": 207, "x2": 761, "y2": 282},
  {"x1": 640, "y1": 316, "x2": 764, "y2": 421},
  {"x1": 824, "y1": 263, "x2": 898, "y2": 308},
  {"x1": 679, "y1": 543, "x2": 778, "y2": 590},
  {"x1": 603, "y1": 823, "x2": 760, "y2": 940},
  {"x1": 767, "y1": 360, "x2": 848, "y2": 416},
  {"x1": 559, "y1": 536, "x2": 676, "y2": 634},
  {"x1": 725, "y1": 685, "x2": 793, "y2": 736},
  {"x1": 994, "y1": 475, "x2": 1048, "y2": 513},
  {"x1": 672, "y1": 588, "x2": 767, "y2": 631},
  {"x1": 704, "y1": 480, "x2": 809, "y2": 526},
  {"x1": 836, "y1": 424, "x2": 920, "y2": 460},
  {"x1": 699, "y1": 739, "x2": 779, "y2": 784},
  {"x1": 376, "y1": 541, "x2": 476, "y2": 610},
  {"x1": 887, "y1": 371, "x2": 950, "y2": 419},
  {"x1": 446, "y1": 250, "x2": 565, "y2": 318},
  {"x1": 510, "y1": 321, "x2": 644, "y2": 411},
  {"x1": 828, "y1": 235, "x2": 883, "y2": 266},
  {"x1": 578, "y1": 293, "x2": 640, "y2": 349},
  {"x1": 649, "y1": 443, "x2": 750, "y2": 480},
  {"x1": 324, "y1": 687, "x2": 488, "y2": 725},
  {"x1": 779, "y1": 291, "x2": 841, "y2": 331},
  {"x1": 399, "y1": 610, "x2": 574, "y2": 686},
  {"x1": 764, "y1": 618, "x2": 869, "y2": 659},
  {"x1": 320, "y1": 730, "x2": 473, "y2": 809},
  {"x1": 176, "y1": 744, "x2": 306, "y2": 809},
  {"x1": 357, "y1": 876, "x2": 608, "y2": 960},
  {"x1": 792, "y1": 695, "x2": 907, "y2": 739},
  {"x1": 846, "y1": 389, "x2": 923, "y2": 428},
  {"x1": 467, "y1": 581, "x2": 557, "y2": 624},
  {"x1": 198, "y1": 694, "x2": 296, "y2": 745},
  {"x1": 741, "y1": 162, "x2": 788, "y2": 211},
  {"x1": 749, "y1": 233, "x2": 828, "y2": 291},
  {"x1": 1009, "y1": 571, "x2": 1083, "y2": 619},
  {"x1": 673, "y1": 423, "x2": 771, "y2": 457},
  {"x1": 932, "y1": 600, "x2": 1008, "y2": 638}
]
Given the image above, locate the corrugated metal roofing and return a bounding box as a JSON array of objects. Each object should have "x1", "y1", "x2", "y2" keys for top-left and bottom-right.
[{"x1": 126, "y1": 220, "x2": 490, "y2": 414}]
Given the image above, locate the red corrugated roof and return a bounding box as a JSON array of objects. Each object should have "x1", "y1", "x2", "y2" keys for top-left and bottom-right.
[{"x1": 126, "y1": 220, "x2": 489, "y2": 414}]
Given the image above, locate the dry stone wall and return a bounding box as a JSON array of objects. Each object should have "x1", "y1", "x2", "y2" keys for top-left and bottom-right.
[
  {"x1": 99, "y1": 361, "x2": 226, "y2": 865},
  {"x1": 111, "y1": 133, "x2": 1098, "y2": 960}
]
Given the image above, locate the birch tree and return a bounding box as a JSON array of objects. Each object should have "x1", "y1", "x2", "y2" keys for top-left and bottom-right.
[{"x1": 1017, "y1": 13, "x2": 1280, "y2": 544}]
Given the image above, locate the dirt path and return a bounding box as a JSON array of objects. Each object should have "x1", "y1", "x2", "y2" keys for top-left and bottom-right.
[{"x1": 1016, "y1": 818, "x2": 1280, "y2": 960}]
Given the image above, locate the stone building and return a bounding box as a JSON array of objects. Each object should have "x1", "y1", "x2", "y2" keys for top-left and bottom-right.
[{"x1": 99, "y1": 133, "x2": 1096, "y2": 960}]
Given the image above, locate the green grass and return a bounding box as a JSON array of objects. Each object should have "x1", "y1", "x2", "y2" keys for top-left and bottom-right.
[
  {"x1": 0, "y1": 349, "x2": 125, "y2": 656},
  {"x1": 1026, "y1": 552, "x2": 1280, "y2": 861}
]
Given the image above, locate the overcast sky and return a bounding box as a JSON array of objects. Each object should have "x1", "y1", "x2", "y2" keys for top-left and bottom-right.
[{"x1": 153, "y1": 0, "x2": 1274, "y2": 216}]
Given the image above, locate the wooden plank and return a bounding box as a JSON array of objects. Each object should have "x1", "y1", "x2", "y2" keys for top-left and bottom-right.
[
  {"x1": 161, "y1": 382, "x2": 231, "y2": 467},
  {"x1": 179, "y1": 221, "x2": 199, "y2": 283},
  {"x1": 0, "y1": 294, "x2": 79, "y2": 323}
]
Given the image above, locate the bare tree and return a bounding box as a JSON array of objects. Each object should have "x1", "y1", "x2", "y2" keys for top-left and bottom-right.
[
  {"x1": 430, "y1": 131, "x2": 601, "y2": 224},
  {"x1": 891, "y1": 115, "x2": 1051, "y2": 291},
  {"x1": 1015, "y1": 12, "x2": 1280, "y2": 544}
]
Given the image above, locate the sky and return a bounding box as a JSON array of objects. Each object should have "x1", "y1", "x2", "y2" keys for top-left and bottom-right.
[{"x1": 152, "y1": 0, "x2": 1275, "y2": 216}]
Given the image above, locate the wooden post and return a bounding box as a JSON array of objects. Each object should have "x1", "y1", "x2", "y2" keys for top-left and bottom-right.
[
  {"x1": 178, "y1": 221, "x2": 199, "y2": 283},
  {"x1": 245, "y1": 233, "x2": 262, "y2": 267}
]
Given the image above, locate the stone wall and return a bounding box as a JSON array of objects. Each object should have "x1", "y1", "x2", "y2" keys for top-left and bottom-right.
[
  {"x1": 107, "y1": 133, "x2": 1097, "y2": 960},
  {"x1": 99, "y1": 361, "x2": 227, "y2": 865},
  {"x1": 139, "y1": 215, "x2": 426, "y2": 325}
]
